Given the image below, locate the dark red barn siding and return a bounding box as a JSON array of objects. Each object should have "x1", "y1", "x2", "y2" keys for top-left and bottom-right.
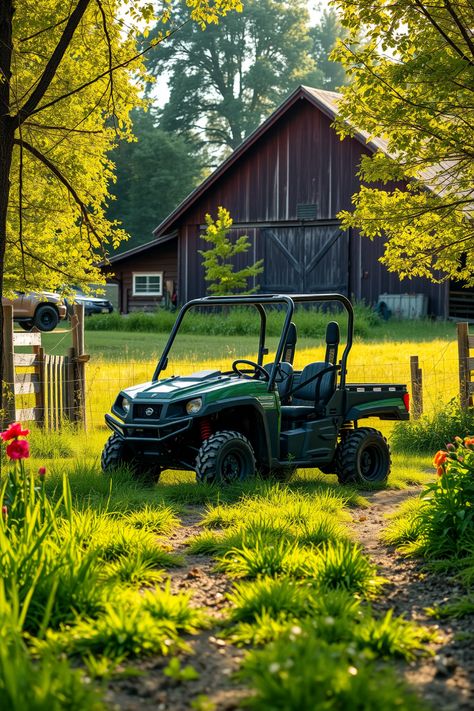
[
  {"x1": 105, "y1": 86, "x2": 448, "y2": 317},
  {"x1": 169, "y1": 95, "x2": 447, "y2": 315}
]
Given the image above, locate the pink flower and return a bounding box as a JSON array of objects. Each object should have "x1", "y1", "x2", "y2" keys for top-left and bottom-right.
[
  {"x1": 0, "y1": 423, "x2": 29, "y2": 442},
  {"x1": 38, "y1": 466, "x2": 46, "y2": 478},
  {"x1": 6, "y1": 439, "x2": 30, "y2": 460}
]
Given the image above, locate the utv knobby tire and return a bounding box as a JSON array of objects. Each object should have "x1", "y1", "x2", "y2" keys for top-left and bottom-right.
[
  {"x1": 195, "y1": 430, "x2": 256, "y2": 485},
  {"x1": 101, "y1": 433, "x2": 161, "y2": 483},
  {"x1": 335, "y1": 427, "x2": 391, "y2": 485}
]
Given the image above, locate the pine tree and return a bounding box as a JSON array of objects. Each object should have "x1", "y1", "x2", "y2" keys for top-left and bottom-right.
[{"x1": 199, "y1": 207, "x2": 263, "y2": 294}]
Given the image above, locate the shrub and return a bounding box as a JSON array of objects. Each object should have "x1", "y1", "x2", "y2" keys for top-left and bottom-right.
[
  {"x1": 240, "y1": 631, "x2": 426, "y2": 711},
  {"x1": 0, "y1": 633, "x2": 103, "y2": 711},
  {"x1": 391, "y1": 399, "x2": 474, "y2": 454},
  {"x1": 227, "y1": 577, "x2": 314, "y2": 622},
  {"x1": 386, "y1": 436, "x2": 474, "y2": 569},
  {"x1": 84, "y1": 302, "x2": 380, "y2": 338},
  {"x1": 312, "y1": 541, "x2": 385, "y2": 597}
]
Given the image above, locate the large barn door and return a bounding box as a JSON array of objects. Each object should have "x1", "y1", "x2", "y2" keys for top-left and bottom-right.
[{"x1": 260, "y1": 224, "x2": 349, "y2": 293}]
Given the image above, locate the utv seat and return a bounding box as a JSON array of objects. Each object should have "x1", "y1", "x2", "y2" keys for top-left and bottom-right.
[
  {"x1": 281, "y1": 321, "x2": 341, "y2": 420},
  {"x1": 264, "y1": 362, "x2": 294, "y2": 402},
  {"x1": 263, "y1": 322, "x2": 297, "y2": 404}
]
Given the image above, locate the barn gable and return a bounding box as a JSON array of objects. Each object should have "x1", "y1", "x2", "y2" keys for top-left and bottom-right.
[{"x1": 107, "y1": 85, "x2": 449, "y2": 317}]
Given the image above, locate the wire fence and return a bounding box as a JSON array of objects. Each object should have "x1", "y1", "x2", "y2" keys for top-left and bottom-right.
[{"x1": 80, "y1": 352, "x2": 462, "y2": 431}]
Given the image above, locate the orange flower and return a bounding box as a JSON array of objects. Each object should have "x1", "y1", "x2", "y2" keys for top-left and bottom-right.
[
  {"x1": 433, "y1": 450, "x2": 448, "y2": 468},
  {"x1": 464, "y1": 437, "x2": 474, "y2": 446},
  {"x1": 436, "y1": 466, "x2": 444, "y2": 477}
]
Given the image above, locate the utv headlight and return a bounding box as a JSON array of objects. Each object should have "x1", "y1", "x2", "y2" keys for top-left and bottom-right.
[
  {"x1": 186, "y1": 398, "x2": 202, "y2": 415},
  {"x1": 121, "y1": 397, "x2": 131, "y2": 414}
]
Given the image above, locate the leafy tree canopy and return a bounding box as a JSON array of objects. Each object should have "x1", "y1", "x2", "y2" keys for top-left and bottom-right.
[
  {"x1": 107, "y1": 109, "x2": 203, "y2": 252},
  {"x1": 332, "y1": 0, "x2": 474, "y2": 285},
  {"x1": 147, "y1": 0, "x2": 321, "y2": 157},
  {"x1": 0, "y1": 0, "x2": 242, "y2": 295},
  {"x1": 310, "y1": 7, "x2": 347, "y2": 90}
]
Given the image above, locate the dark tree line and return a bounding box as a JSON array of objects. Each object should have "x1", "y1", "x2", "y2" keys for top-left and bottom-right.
[{"x1": 109, "y1": 3, "x2": 346, "y2": 250}]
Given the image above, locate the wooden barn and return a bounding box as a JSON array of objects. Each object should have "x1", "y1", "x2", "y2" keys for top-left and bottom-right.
[{"x1": 104, "y1": 85, "x2": 471, "y2": 318}]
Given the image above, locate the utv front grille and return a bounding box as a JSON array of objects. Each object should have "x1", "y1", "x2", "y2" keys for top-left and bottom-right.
[{"x1": 133, "y1": 403, "x2": 163, "y2": 420}]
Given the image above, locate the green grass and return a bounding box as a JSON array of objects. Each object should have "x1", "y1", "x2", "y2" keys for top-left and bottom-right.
[
  {"x1": 41, "y1": 313, "x2": 454, "y2": 361},
  {"x1": 1, "y1": 421, "x2": 437, "y2": 710}
]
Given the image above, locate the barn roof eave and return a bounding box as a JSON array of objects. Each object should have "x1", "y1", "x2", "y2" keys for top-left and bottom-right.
[{"x1": 100, "y1": 231, "x2": 177, "y2": 266}]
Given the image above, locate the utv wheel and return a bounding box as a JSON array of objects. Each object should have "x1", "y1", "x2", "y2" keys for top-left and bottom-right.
[
  {"x1": 195, "y1": 431, "x2": 256, "y2": 485},
  {"x1": 101, "y1": 433, "x2": 161, "y2": 483},
  {"x1": 335, "y1": 427, "x2": 391, "y2": 485},
  {"x1": 34, "y1": 304, "x2": 59, "y2": 332}
]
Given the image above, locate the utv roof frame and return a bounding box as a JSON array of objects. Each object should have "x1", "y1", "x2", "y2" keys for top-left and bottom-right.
[{"x1": 153, "y1": 293, "x2": 354, "y2": 391}]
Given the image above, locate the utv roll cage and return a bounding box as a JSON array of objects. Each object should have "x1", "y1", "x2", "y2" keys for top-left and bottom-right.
[{"x1": 153, "y1": 293, "x2": 354, "y2": 391}]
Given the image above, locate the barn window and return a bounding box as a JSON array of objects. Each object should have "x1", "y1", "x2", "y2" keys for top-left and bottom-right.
[{"x1": 132, "y1": 272, "x2": 163, "y2": 296}]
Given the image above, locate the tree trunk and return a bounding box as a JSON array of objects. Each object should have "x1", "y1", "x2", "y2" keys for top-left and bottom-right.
[{"x1": 0, "y1": 0, "x2": 15, "y2": 432}]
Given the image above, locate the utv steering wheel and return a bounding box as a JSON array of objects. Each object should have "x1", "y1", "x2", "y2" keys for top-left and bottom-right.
[{"x1": 232, "y1": 359, "x2": 270, "y2": 381}]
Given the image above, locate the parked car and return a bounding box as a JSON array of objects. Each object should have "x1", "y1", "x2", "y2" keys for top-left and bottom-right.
[
  {"x1": 2, "y1": 292, "x2": 68, "y2": 332},
  {"x1": 68, "y1": 286, "x2": 113, "y2": 316}
]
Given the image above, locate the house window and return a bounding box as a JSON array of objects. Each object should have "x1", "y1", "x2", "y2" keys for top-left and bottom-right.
[{"x1": 132, "y1": 272, "x2": 163, "y2": 296}]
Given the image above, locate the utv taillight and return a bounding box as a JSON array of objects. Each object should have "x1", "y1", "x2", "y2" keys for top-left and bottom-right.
[{"x1": 403, "y1": 393, "x2": 410, "y2": 412}]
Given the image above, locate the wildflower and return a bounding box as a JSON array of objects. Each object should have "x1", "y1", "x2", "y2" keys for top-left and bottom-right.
[
  {"x1": 433, "y1": 451, "x2": 447, "y2": 468},
  {"x1": 348, "y1": 666, "x2": 358, "y2": 676},
  {"x1": 0, "y1": 422, "x2": 29, "y2": 442},
  {"x1": 269, "y1": 663, "x2": 280, "y2": 674},
  {"x1": 436, "y1": 467, "x2": 444, "y2": 477},
  {"x1": 464, "y1": 437, "x2": 474, "y2": 447},
  {"x1": 38, "y1": 466, "x2": 46, "y2": 478},
  {"x1": 2, "y1": 506, "x2": 7, "y2": 518},
  {"x1": 6, "y1": 439, "x2": 30, "y2": 460},
  {"x1": 446, "y1": 443, "x2": 455, "y2": 451}
]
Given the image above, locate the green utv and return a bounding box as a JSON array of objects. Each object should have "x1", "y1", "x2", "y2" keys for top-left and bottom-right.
[{"x1": 102, "y1": 294, "x2": 409, "y2": 486}]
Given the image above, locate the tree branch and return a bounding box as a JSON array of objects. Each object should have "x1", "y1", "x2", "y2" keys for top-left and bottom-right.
[
  {"x1": 14, "y1": 137, "x2": 105, "y2": 254},
  {"x1": 442, "y1": 0, "x2": 474, "y2": 60},
  {"x1": 412, "y1": 0, "x2": 474, "y2": 66},
  {"x1": 19, "y1": 16, "x2": 69, "y2": 43},
  {"x1": 95, "y1": 0, "x2": 118, "y2": 132},
  {"x1": 18, "y1": 20, "x2": 188, "y2": 123},
  {"x1": 15, "y1": 0, "x2": 91, "y2": 125}
]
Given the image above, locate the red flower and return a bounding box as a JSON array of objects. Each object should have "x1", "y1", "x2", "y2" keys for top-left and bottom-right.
[
  {"x1": 436, "y1": 466, "x2": 444, "y2": 477},
  {"x1": 2, "y1": 506, "x2": 7, "y2": 518},
  {"x1": 6, "y1": 439, "x2": 30, "y2": 460},
  {"x1": 38, "y1": 466, "x2": 46, "y2": 477},
  {"x1": 464, "y1": 437, "x2": 474, "y2": 447},
  {"x1": 433, "y1": 450, "x2": 448, "y2": 468},
  {"x1": 0, "y1": 422, "x2": 29, "y2": 442}
]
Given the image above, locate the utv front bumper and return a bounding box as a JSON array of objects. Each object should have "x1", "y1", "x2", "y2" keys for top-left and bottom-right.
[{"x1": 105, "y1": 413, "x2": 193, "y2": 442}]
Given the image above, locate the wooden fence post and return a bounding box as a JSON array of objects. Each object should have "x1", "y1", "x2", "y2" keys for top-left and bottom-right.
[
  {"x1": 1, "y1": 305, "x2": 16, "y2": 425},
  {"x1": 457, "y1": 322, "x2": 471, "y2": 411},
  {"x1": 410, "y1": 355, "x2": 423, "y2": 419},
  {"x1": 71, "y1": 304, "x2": 89, "y2": 429}
]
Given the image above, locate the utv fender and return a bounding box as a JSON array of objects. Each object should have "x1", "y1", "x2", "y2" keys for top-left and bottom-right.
[{"x1": 203, "y1": 400, "x2": 276, "y2": 469}]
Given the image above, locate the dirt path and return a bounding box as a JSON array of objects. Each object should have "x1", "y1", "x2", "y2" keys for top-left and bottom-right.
[
  {"x1": 107, "y1": 492, "x2": 474, "y2": 710},
  {"x1": 106, "y1": 509, "x2": 248, "y2": 711},
  {"x1": 352, "y1": 488, "x2": 474, "y2": 710}
]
